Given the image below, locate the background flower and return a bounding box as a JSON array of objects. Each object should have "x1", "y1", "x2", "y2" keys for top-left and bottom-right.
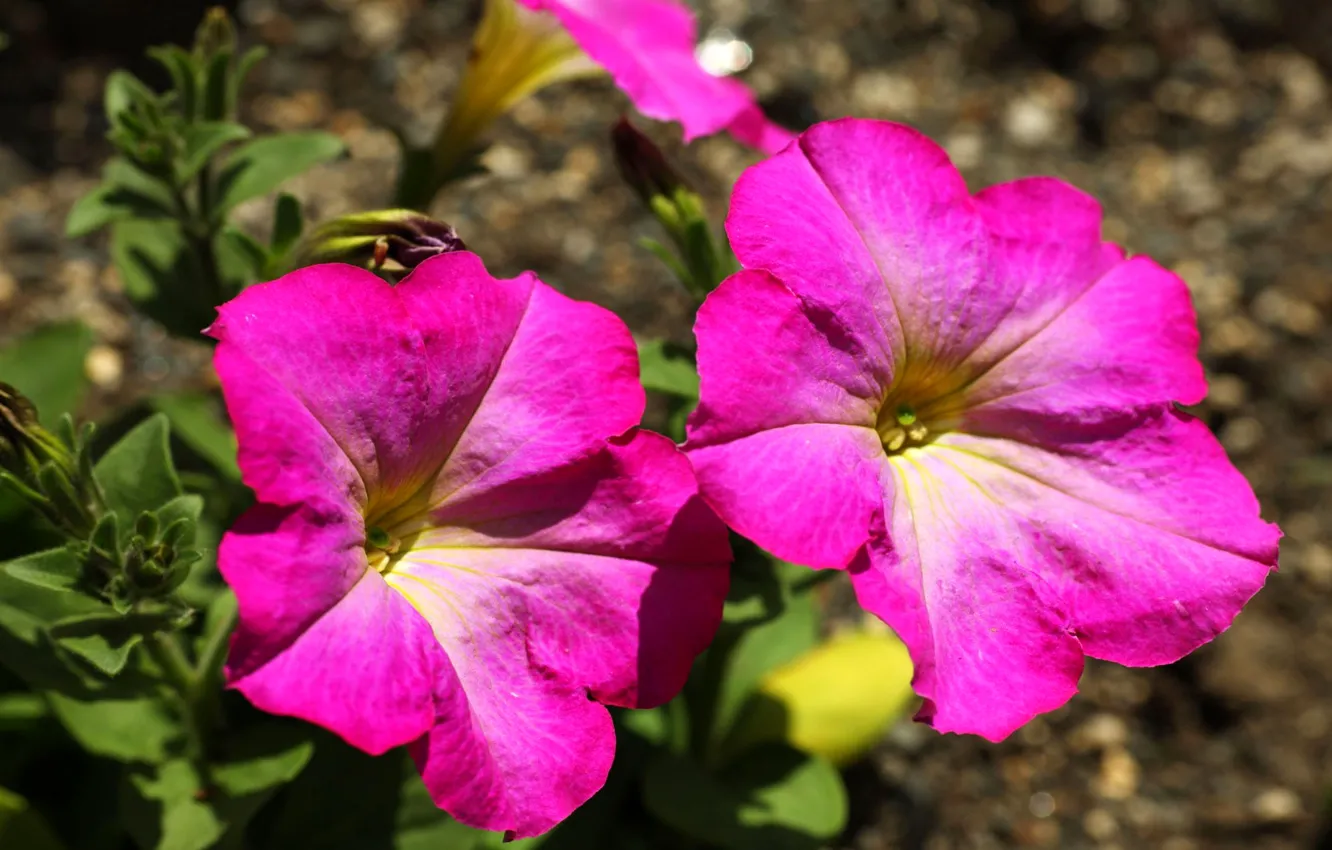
[
  {"x1": 686, "y1": 118, "x2": 1280, "y2": 741},
  {"x1": 210, "y1": 253, "x2": 731, "y2": 837},
  {"x1": 517, "y1": 0, "x2": 793, "y2": 153}
]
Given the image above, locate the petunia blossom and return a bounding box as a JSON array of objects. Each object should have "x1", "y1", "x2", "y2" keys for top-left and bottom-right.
[
  {"x1": 424, "y1": 0, "x2": 792, "y2": 197},
  {"x1": 210, "y1": 253, "x2": 730, "y2": 837},
  {"x1": 685, "y1": 118, "x2": 1280, "y2": 742},
  {"x1": 515, "y1": 0, "x2": 794, "y2": 153}
]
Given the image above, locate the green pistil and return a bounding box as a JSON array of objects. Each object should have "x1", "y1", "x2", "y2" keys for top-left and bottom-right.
[
  {"x1": 895, "y1": 404, "x2": 917, "y2": 427},
  {"x1": 366, "y1": 525, "x2": 394, "y2": 551}
]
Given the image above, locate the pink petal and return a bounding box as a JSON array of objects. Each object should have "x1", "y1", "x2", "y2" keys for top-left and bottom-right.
[
  {"x1": 725, "y1": 102, "x2": 798, "y2": 155},
  {"x1": 522, "y1": 0, "x2": 785, "y2": 151},
  {"x1": 939, "y1": 411, "x2": 1278, "y2": 666},
  {"x1": 688, "y1": 424, "x2": 885, "y2": 569},
  {"x1": 961, "y1": 256, "x2": 1207, "y2": 422},
  {"x1": 228, "y1": 565, "x2": 446, "y2": 755},
  {"x1": 413, "y1": 274, "x2": 644, "y2": 510},
  {"x1": 390, "y1": 431, "x2": 729, "y2": 836},
  {"x1": 687, "y1": 269, "x2": 885, "y2": 447},
  {"x1": 209, "y1": 264, "x2": 446, "y2": 502},
  {"x1": 725, "y1": 122, "x2": 903, "y2": 372},
  {"x1": 850, "y1": 456, "x2": 1085, "y2": 741}
]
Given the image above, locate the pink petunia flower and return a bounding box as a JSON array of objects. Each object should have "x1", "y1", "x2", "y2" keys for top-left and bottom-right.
[
  {"x1": 685, "y1": 118, "x2": 1280, "y2": 741},
  {"x1": 427, "y1": 0, "x2": 792, "y2": 194},
  {"x1": 210, "y1": 253, "x2": 730, "y2": 837},
  {"x1": 515, "y1": 0, "x2": 794, "y2": 153}
]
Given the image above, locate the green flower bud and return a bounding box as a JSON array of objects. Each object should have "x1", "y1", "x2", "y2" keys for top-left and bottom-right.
[{"x1": 194, "y1": 6, "x2": 237, "y2": 62}]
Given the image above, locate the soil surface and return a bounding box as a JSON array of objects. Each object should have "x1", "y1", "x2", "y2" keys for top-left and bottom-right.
[{"x1": 1, "y1": 0, "x2": 1330, "y2": 848}]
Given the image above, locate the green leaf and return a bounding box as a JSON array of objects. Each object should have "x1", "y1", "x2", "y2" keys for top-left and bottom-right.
[
  {"x1": 0, "y1": 786, "x2": 66, "y2": 850},
  {"x1": 0, "y1": 322, "x2": 93, "y2": 422},
  {"x1": 177, "y1": 122, "x2": 251, "y2": 184},
  {"x1": 121, "y1": 759, "x2": 224, "y2": 850},
  {"x1": 638, "y1": 237, "x2": 693, "y2": 292},
  {"x1": 229, "y1": 46, "x2": 267, "y2": 116},
  {"x1": 205, "y1": 726, "x2": 315, "y2": 850},
  {"x1": 642, "y1": 746, "x2": 846, "y2": 850},
  {"x1": 199, "y1": 49, "x2": 234, "y2": 122},
  {"x1": 636, "y1": 338, "x2": 699, "y2": 399},
  {"x1": 67, "y1": 156, "x2": 180, "y2": 237},
  {"x1": 211, "y1": 724, "x2": 314, "y2": 798},
  {"x1": 66, "y1": 184, "x2": 167, "y2": 237},
  {"x1": 393, "y1": 774, "x2": 497, "y2": 850},
  {"x1": 146, "y1": 45, "x2": 198, "y2": 121},
  {"x1": 3, "y1": 547, "x2": 82, "y2": 592},
  {"x1": 150, "y1": 393, "x2": 239, "y2": 480},
  {"x1": 253, "y1": 730, "x2": 400, "y2": 849},
  {"x1": 0, "y1": 692, "x2": 47, "y2": 730},
  {"x1": 49, "y1": 609, "x2": 187, "y2": 677},
  {"x1": 110, "y1": 219, "x2": 216, "y2": 337},
  {"x1": 46, "y1": 691, "x2": 179, "y2": 762},
  {"x1": 710, "y1": 587, "x2": 819, "y2": 750},
  {"x1": 94, "y1": 414, "x2": 182, "y2": 521},
  {"x1": 268, "y1": 193, "x2": 303, "y2": 267},
  {"x1": 104, "y1": 70, "x2": 155, "y2": 126},
  {"x1": 215, "y1": 132, "x2": 345, "y2": 214},
  {"x1": 215, "y1": 224, "x2": 267, "y2": 292}
]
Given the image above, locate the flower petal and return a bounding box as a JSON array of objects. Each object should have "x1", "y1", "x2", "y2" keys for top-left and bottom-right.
[
  {"x1": 856, "y1": 409, "x2": 1277, "y2": 740},
  {"x1": 209, "y1": 264, "x2": 437, "y2": 500},
  {"x1": 961, "y1": 256, "x2": 1207, "y2": 422},
  {"x1": 851, "y1": 454, "x2": 1085, "y2": 741},
  {"x1": 388, "y1": 431, "x2": 729, "y2": 836},
  {"x1": 688, "y1": 424, "x2": 885, "y2": 569},
  {"x1": 688, "y1": 269, "x2": 885, "y2": 447},
  {"x1": 522, "y1": 0, "x2": 785, "y2": 150},
  {"x1": 938, "y1": 410, "x2": 1278, "y2": 665},
  {"x1": 227, "y1": 562, "x2": 446, "y2": 755},
  {"x1": 411, "y1": 274, "x2": 644, "y2": 512},
  {"x1": 938, "y1": 177, "x2": 1124, "y2": 375}
]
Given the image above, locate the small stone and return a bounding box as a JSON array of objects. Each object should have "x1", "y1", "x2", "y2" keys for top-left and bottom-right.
[
  {"x1": 1219, "y1": 416, "x2": 1263, "y2": 455},
  {"x1": 944, "y1": 128, "x2": 985, "y2": 170},
  {"x1": 1083, "y1": 808, "x2": 1119, "y2": 840},
  {"x1": 1093, "y1": 746, "x2": 1139, "y2": 800},
  {"x1": 6, "y1": 211, "x2": 55, "y2": 252},
  {"x1": 1029, "y1": 791, "x2": 1056, "y2": 818},
  {"x1": 84, "y1": 346, "x2": 123, "y2": 390},
  {"x1": 1205, "y1": 374, "x2": 1247, "y2": 411},
  {"x1": 1073, "y1": 713, "x2": 1129, "y2": 751},
  {"x1": 482, "y1": 144, "x2": 532, "y2": 180},
  {"x1": 1251, "y1": 788, "x2": 1302, "y2": 823},
  {"x1": 1004, "y1": 95, "x2": 1058, "y2": 147},
  {"x1": 852, "y1": 71, "x2": 921, "y2": 118}
]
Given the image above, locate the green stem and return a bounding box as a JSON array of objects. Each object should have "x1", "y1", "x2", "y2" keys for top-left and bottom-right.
[
  {"x1": 144, "y1": 631, "x2": 211, "y2": 765},
  {"x1": 191, "y1": 592, "x2": 238, "y2": 740}
]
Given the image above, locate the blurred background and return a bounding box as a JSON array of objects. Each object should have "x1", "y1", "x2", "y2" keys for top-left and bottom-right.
[{"x1": 1, "y1": 0, "x2": 1330, "y2": 848}]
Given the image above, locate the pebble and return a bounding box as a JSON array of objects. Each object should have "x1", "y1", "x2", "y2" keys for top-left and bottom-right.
[
  {"x1": 1093, "y1": 747, "x2": 1140, "y2": 800},
  {"x1": 1251, "y1": 787, "x2": 1302, "y2": 823},
  {"x1": 83, "y1": 345, "x2": 123, "y2": 390},
  {"x1": 1072, "y1": 713, "x2": 1129, "y2": 752},
  {"x1": 1004, "y1": 95, "x2": 1059, "y2": 148}
]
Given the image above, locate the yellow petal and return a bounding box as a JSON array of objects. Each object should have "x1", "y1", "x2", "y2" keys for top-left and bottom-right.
[
  {"x1": 432, "y1": 0, "x2": 601, "y2": 180},
  {"x1": 735, "y1": 629, "x2": 917, "y2": 767}
]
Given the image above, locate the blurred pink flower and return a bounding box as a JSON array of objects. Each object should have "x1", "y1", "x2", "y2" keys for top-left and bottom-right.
[
  {"x1": 210, "y1": 253, "x2": 730, "y2": 837},
  {"x1": 515, "y1": 0, "x2": 793, "y2": 152},
  {"x1": 685, "y1": 118, "x2": 1280, "y2": 741}
]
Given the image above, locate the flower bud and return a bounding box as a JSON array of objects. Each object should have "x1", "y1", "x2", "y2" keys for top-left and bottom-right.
[
  {"x1": 194, "y1": 6, "x2": 237, "y2": 62},
  {"x1": 295, "y1": 210, "x2": 467, "y2": 272},
  {"x1": 611, "y1": 118, "x2": 692, "y2": 212}
]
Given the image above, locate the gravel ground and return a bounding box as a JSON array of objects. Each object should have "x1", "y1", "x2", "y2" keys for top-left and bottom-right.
[{"x1": 1, "y1": 0, "x2": 1330, "y2": 848}]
